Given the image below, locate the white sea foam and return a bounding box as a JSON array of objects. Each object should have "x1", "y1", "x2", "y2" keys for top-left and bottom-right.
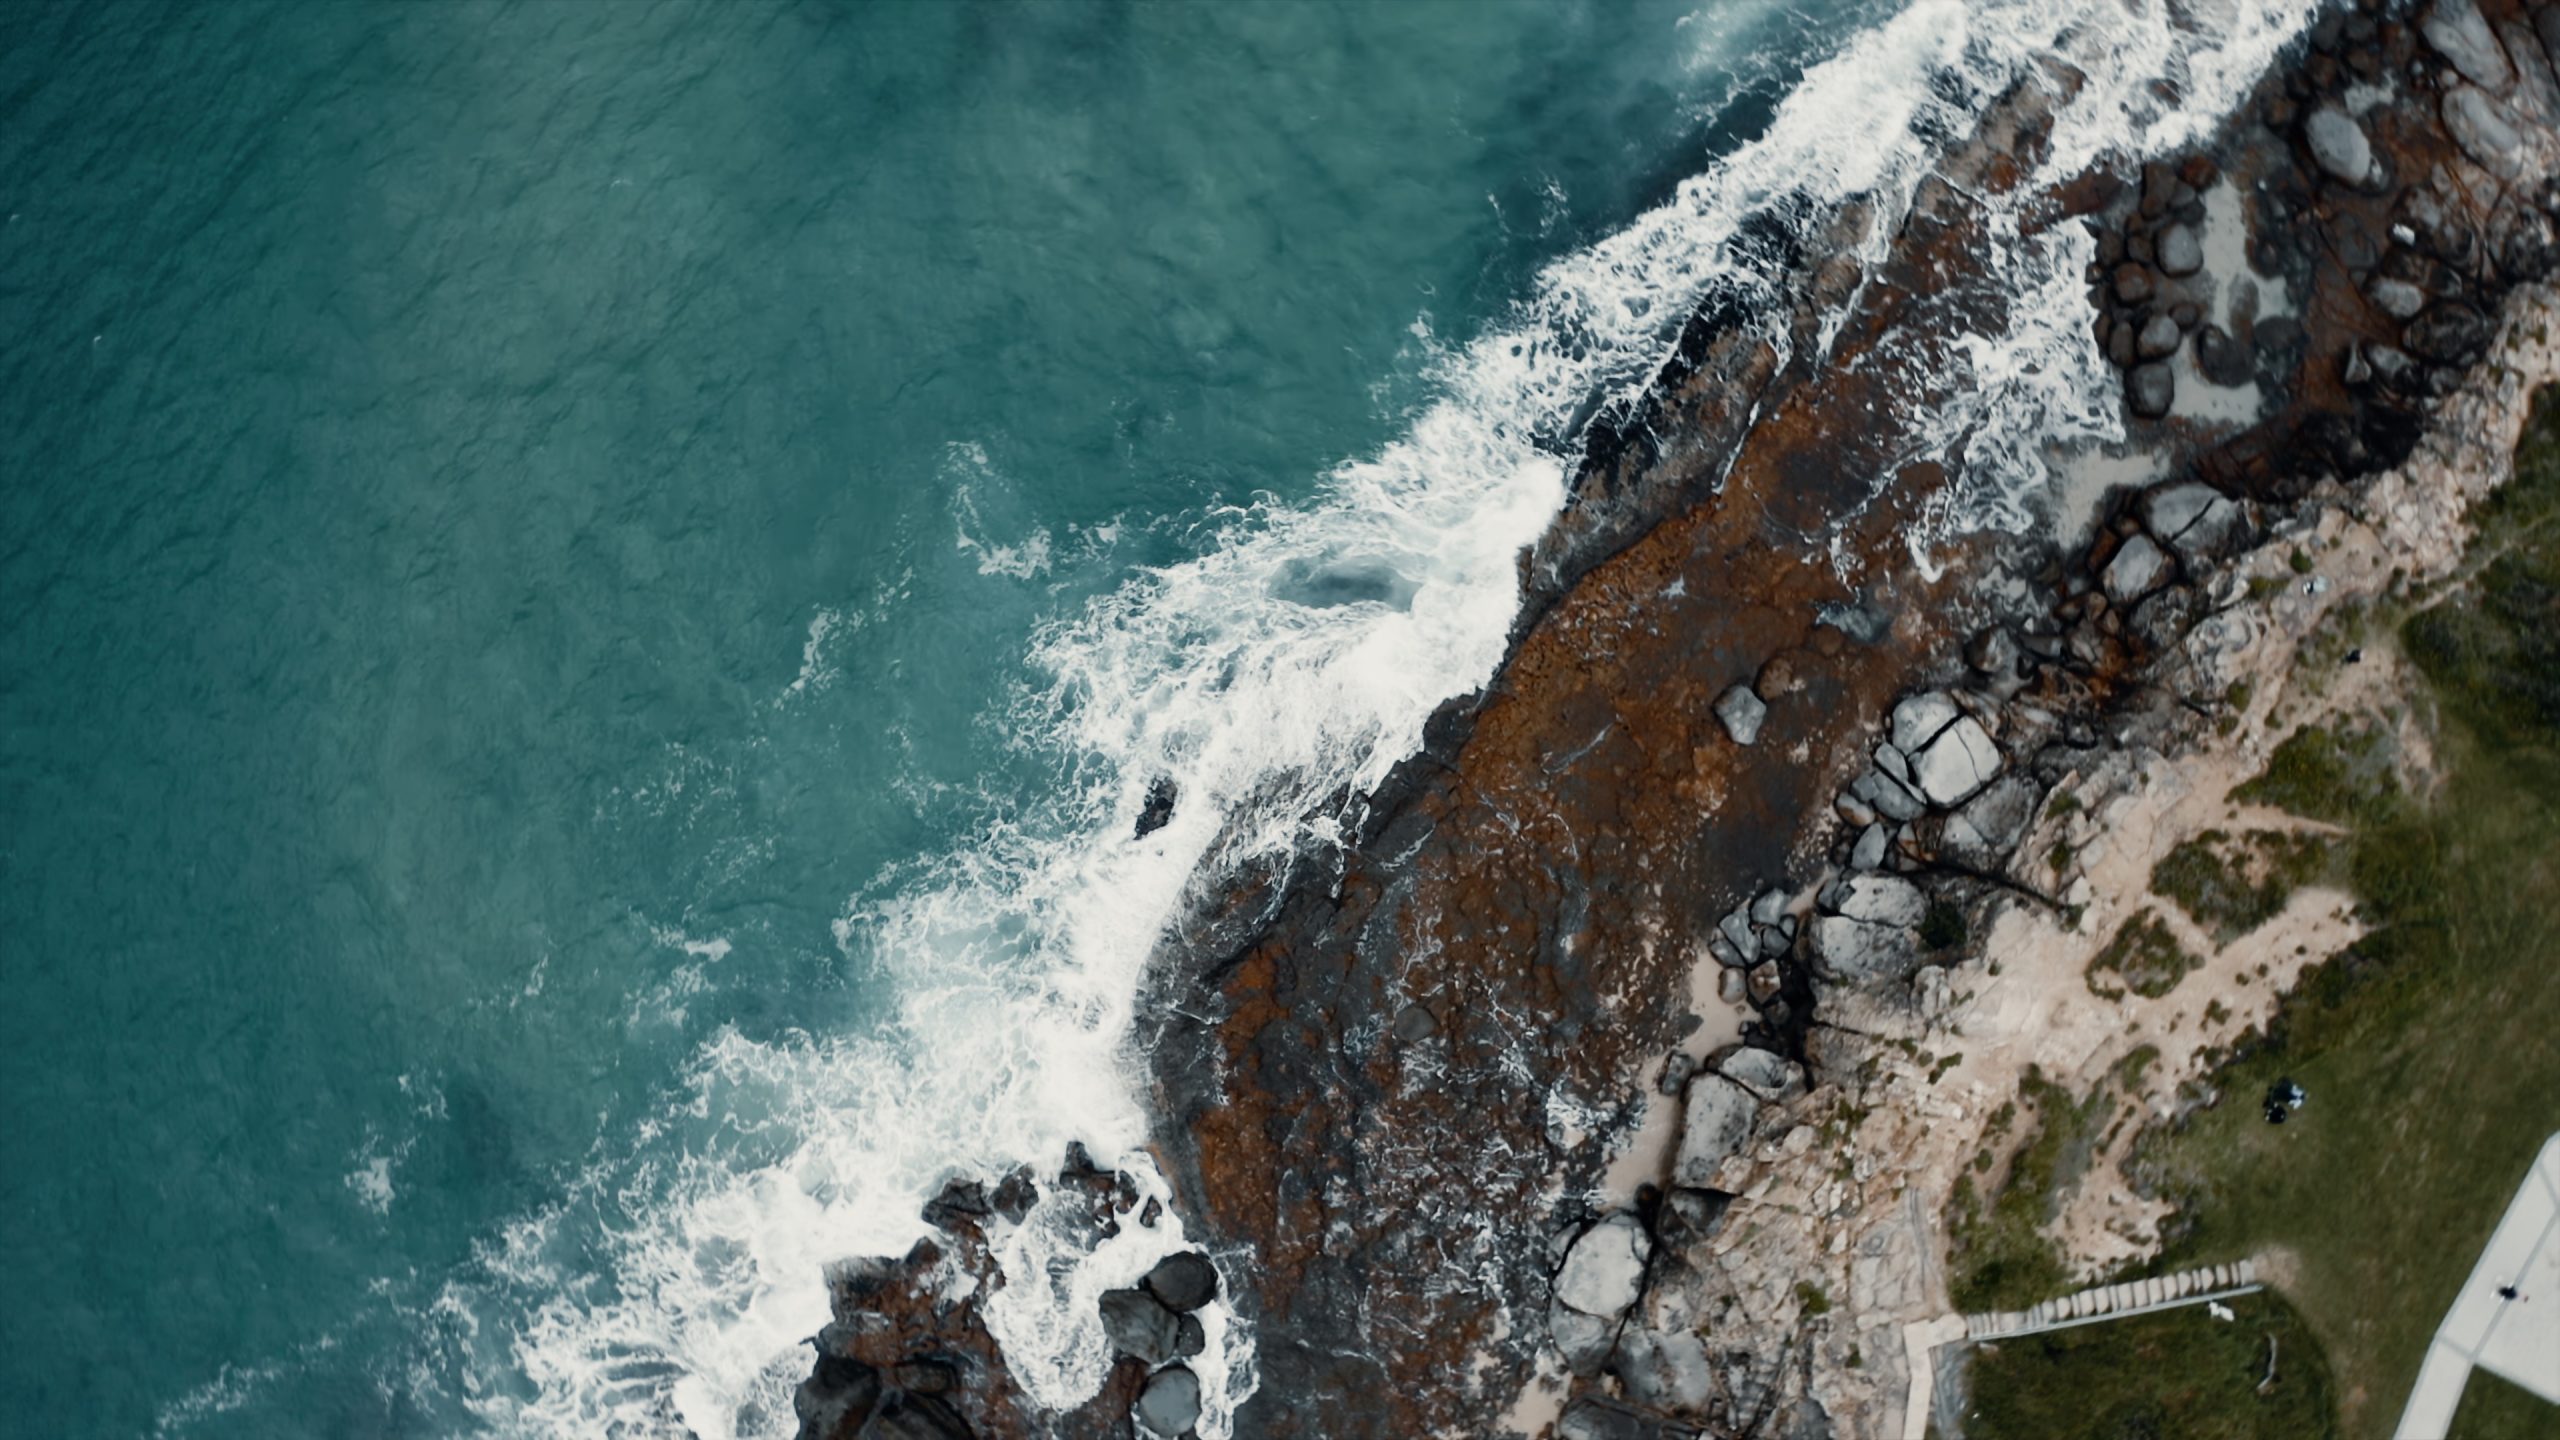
[{"x1": 468, "y1": 4, "x2": 2321, "y2": 1436}]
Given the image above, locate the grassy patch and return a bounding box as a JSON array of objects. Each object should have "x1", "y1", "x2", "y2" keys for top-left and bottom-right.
[
  {"x1": 2132, "y1": 387, "x2": 2560, "y2": 1438},
  {"x1": 2449, "y1": 1368, "x2": 2560, "y2": 1440},
  {"x1": 2086, "y1": 910, "x2": 2202, "y2": 999},
  {"x1": 1948, "y1": 1067, "x2": 2113, "y2": 1312},
  {"x1": 1966, "y1": 1289, "x2": 2337, "y2": 1440},
  {"x1": 2229, "y1": 721, "x2": 2398, "y2": 827},
  {"x1": 2151, "y1": 829, "x2": 2339, "y2": 942}
]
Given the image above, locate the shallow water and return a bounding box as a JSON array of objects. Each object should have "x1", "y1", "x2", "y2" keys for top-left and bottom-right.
[{"x1": 0, "y1": 2, "x2": 1857, "y2": 1433}]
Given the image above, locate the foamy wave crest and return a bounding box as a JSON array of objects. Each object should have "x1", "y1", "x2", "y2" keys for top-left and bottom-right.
[{"x1": 465, "y1": 4, "x2": 2308, "y2": 1435}]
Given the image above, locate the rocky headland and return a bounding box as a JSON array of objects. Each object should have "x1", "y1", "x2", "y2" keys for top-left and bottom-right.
[{"x1": 794, "y1": 4, "x2": 2560, "y2": 1437}]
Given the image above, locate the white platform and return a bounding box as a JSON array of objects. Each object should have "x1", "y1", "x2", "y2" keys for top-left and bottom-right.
[{"x1": 2394, "y1": 1132, "x2": 2560, "y2": 1439}]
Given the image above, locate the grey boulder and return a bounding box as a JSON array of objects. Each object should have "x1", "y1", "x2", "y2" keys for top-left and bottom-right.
[
  {"x1": 1674, "y1": 1073, "x2": 1761, "y2": 1187},
  {"x1": 1100, "y1": 1288, "x2": 1184, "y2": 1366},
  {"x1": 2104, "y1": 533, "x2": 2170, "y2": 603},
  {"x1": 2422, "y1": 0, "x2": 2515, "y2": 93},
  {"x1": 1715, "y1": 683, "x2": 1769, "y2": 746},
  {"x1": 2304, "y1": 106, "x2": 2375, "y2": 185},
  {"x1": 1555, "y1": 1213, "x2": 1651, "y2": 1318},
  {"x1": 2155, "y1": 222, "x2": 2203, "y2": 277},
  {"x1": 1141, "y1": 1250, "x2": 1220, "y2": 1313},
  {"x1": 1717, "y1": 1045, "x2": 1808, "y2": 1104},
  {"x1": 1135, "y1": 1365, "x2": 1203, "y2": 1437},
  {"x1": 1911, "y1": 715, "x2": 2002, "y2": 807}
]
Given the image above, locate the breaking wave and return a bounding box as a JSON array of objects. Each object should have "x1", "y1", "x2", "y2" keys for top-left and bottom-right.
[{"x1": 458, "y1": 3, "x2": 2320, "y2": 1436}]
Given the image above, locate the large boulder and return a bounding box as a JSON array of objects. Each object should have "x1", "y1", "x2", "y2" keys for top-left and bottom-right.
[
  {"x1": 2128, "y1": 361, "x2": 2175, "y2": 418},
  {"x1": 1716, "y1": 1045, "x2": 1808, "y2": 1104},
  {"x1": 1715, "y1": 683, "x2": 1768, "y2": 746},
  {"x1": 2103, "y1": 533, "x2": 2170, "y2": 603},
  {"x1": 2444, "y1": 86, "x2": 2528, "y2": 180},
  {"x1": 1943, "y1": 773, "x2": 2039, "y2": 870},
  {"x1": 1674, "y1": 1074, "x2": 1761, "y2": 1188},
  {"x1": 1141, "y1": 1251, "x2": 1219, "y2": 1313},
  {"x1": 1135, "y1": 1365, "x2": 1203, "y2": 1437},
  {"x1": 1812, "y1": 876, "x2": 1926, "y2": 984},
  {"x1": 2304, "y1": 105, "x2": 2375, "y2": 185},
  {"x1": 1910, "y1": 715, "x2": 2002, "y2": 807},
  {"x1": 1888, "y1": 692, "x2": 1961, "y2": 754},
  {"x1": 2155, "y1": 222, "x2": 2203, "y2": 277},
  {"x1": 1100, "y1": 1287, "x2": 1184, "y2": 1366},
  {"x1": 1555, "y1": 1213, "x2": 1651, "y2": 1318},
  {"x1": 1614, "y1": 1327, "x2": 1715, "y2": 1411},
  {"x1": 2422, "y1": 0, "x2": 2515, "y2": 93},
  {"x1": 2142, "y1": 481, "x2": 2242, "y2": 559},
  {"x1": 1551, "y1": 1302, "x2": 1616, "y2": 1376}
]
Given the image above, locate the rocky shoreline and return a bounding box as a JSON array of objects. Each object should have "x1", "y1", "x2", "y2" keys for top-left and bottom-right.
[{"x1": 793, "y1": 5, "x2": 2560, "y2": 1437}]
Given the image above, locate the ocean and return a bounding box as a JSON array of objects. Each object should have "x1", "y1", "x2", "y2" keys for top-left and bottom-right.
[{"x1": 0, "y1": 1, "x2": 2314, "y2": 1436}]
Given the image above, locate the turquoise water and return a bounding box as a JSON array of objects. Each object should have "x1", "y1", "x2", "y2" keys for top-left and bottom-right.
[{"x1": 0, "y1": 2, "x2": 1861, "y2": 1433}]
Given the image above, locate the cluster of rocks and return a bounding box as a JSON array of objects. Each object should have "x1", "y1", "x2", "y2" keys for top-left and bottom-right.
[
  {"x1": 1099, "y1": 1252, "x2": 1222, "y2": 1438},
  {"x1": 2275, "y1": 0, "x2": 2560, "y2": 468},
  {"x1": 795, "y1": 1149, "x2": 1222, "y2": 1440},
  {"x1": 1542, "y1": 1041, "x2": 1828, "y2": 1440},
  {"x1": 2087, "y1": 155, "x2": 2260, "y2": 420}
]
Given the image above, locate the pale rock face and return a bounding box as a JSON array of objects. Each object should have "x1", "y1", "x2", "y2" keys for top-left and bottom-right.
[
  {"x1": 1833, "y1": 874, "x2": 1925, "y2": 929},
  {"x1": 1674, "y1": 1073, "x2": 1761, "y2": 1189},
  {"x1": 1910, "y1": 714, "x2": 2001, "y2": 807},
  {"x1": 1887, "y1": 692, "x2": 1960, "y2": 754},
  {"x1": 1555, "y1": 1213, "x2": 1652, "y2": 1318}
]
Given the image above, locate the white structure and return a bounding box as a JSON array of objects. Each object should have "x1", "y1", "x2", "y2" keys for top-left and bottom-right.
[{"x1": 2394, "y1": 1132, "x2": 2560, "y2": 1439}]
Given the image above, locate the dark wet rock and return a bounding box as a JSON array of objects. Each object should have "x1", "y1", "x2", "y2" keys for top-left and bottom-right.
[
  {"x1": 1848, "y1": 764, "x2": 1928, "y2": 823},
  {"x1": 2541, "y1": 10, "x2": 2560, "y2": 73},
  {"x1": 1555, "y1": 1213, "x2": 1650, "y2": 1317},
  {"x1": 1746, "y1": 961, "x2": 1783, "y2": 1006},
  {"x1": 2170, "y1": 300, "x2": 2202, "y2": 332},
  {"x1": 2422, "y1": 0, "x2": 2515, "y2": 94},
  {"x1": 2131, "y1": 583, "x2": 2203, "y2": 653},
  {"x1": 1135, "y1": 778, "x2": 1179, "y2": 839},
  {"x1": 2305, "y1": 105, "x2": 2376, "y2": 185},
  {"x1": 1715, "y1": 683, "x2": 1768, "y2": 746},
  {"x1": 2128, "y1": 361, "x2": 2175, "y2": 418},
  {"x1": 1101, "y1": 1288, "x2": 1185, "y2": 1366},
  {"x1": 2111, "y1": 262, "x2": 2156, "y2": 305},
  {"x1": 1658, "y1": 1052, "x2": 1696, "y2": 1097},
  {"x1": 1392, "y1": 1002, "x2": 1439, "y2": 1043},
  {"x1": 2136, "y1": 313, "x2": 2183, "y2": 359},
  {"x1": 1174, "y1": 1311, "x2": 1206, "y2": 1360},
  {"x1": 2103, "y1": 533, "x2": 2170, "y2": 602},
  {"x1": 1135, "y1": 1366, "x2": 1203, "y2": 1438},
  {"x1": 1966, "y1": 625, "x2": 2020, "y2": 680},
  {"x1": 2107, "y1": 319, "x2": 2139, "y2": 369},
  {"x1": 1142, "y1": 1251, "x2": 1220, "y2": 1313},
  {"x1": 2156, "y1": 222, "x2": 2203, "y2": 276},
  {"x1": 2407, "y1": 301, "x2": 2493, "y2": 364},
  {"x1": 1558, "y1": 1397, "x2": 1697, "y2": 1440},
  {"x1": 2195, "y1": 324, "x2": 2253, "y2": 386},
  {"x1": 2445, "y1": 86, "x2": 2529, "y2": 180}
]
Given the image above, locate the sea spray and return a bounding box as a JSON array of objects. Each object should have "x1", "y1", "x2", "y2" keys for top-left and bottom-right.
[{"x1": 468, "y1": 3, "x2": 2327, "y2": 1435}]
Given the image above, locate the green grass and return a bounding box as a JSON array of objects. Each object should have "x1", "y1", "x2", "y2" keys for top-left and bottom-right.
[
  {"x1": 2086, "y1": 909, "x2": 2202, "y2": 999},
  {"x1": 2131, "y1": 387, "x2": 2560, "y2": 1438},
  {"x1": 1966, "y1": 1289, "x2": 2337, "y2": 1440},
  {"x1": 2227, "y1": 720, "x2": 2398, "y2": 828},
  {"x1": 2448, "y1": 1369, "x2": 2560, "y2": 1440},
  {"x1": 2151, "y1": 829, "x2": 2339, "y2": 943},
  {"x1": 1949, "y1": 1067, "x2": 2115, "y2": 1312}
]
